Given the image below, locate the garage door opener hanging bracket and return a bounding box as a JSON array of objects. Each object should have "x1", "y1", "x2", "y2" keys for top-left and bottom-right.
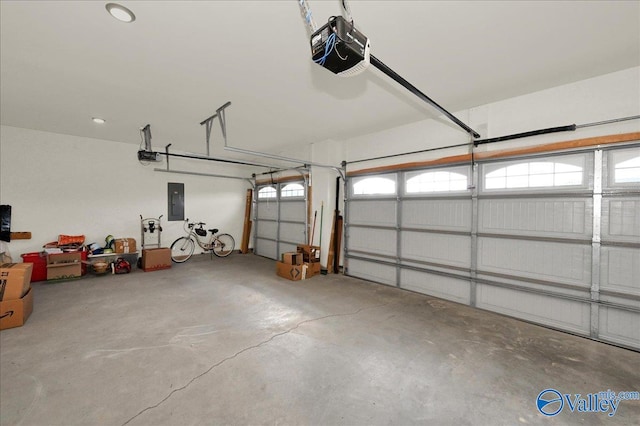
[
  {"x1": 200, "y1": 101, "x2": 232, "y2": 157},
  {"x1": 201, "y1": 101, "x2": 344, "y2": 172}
]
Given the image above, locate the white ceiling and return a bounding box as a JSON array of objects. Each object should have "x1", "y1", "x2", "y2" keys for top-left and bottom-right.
[{"x1": 1, "y1": 1, "x2": 639, "y2": 159}]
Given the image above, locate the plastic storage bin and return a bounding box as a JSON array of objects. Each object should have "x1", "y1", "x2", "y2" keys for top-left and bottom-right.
[{"x1": 20, "y1": 252, "x2": 47, "y2": 282}]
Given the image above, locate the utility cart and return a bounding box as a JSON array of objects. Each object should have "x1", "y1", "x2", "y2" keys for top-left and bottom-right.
[{"x1": 140, "y1": 215, "x2": 163, "y2": 249}]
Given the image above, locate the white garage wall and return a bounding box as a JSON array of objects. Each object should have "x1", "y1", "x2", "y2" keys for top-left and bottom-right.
[
  {"x1": 341, "y1": 67, "x2": 640, "y2": 167},
  {"x1": 0, "y1": 125, "x2": 253, "y2": 257}
]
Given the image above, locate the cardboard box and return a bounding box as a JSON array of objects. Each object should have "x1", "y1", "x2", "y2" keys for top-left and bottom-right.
[
  {"x1": 0, "y1": 287, "x2": 33, "y2": 330},
  {"x1": 0, "y1": 263, "x2": 33, "y2": 301},
  {"x1": 115, "y1": 238, "x2": 137, "y2": 254},
  {"x1": 282, "y1": 252, "x2": 303, "y2": 265},
  {"x1": 275, "y1": 261, "x2": 322, "y2": 281},
  {"x1": 142, "y1": 248, "x2": 171, "y2": 272},
  {"x1": 297, "y1": 245, "x2": 320, "y2": 263},
  {"x1": 276, "y1": 261, "x2": 306, "y2": 281},
  {"x1": 305, "y1": 262, "x2": 321, "y2": 278},
  {"x1": 46, "y1": 252, "x2": 82, "y2": 280}
]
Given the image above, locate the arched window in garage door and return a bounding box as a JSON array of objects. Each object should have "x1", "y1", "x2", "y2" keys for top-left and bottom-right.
[
  {"x1": 281, "y1": 183, "x2": 305, "y2": 198},
  {"x1": 405, "y1": 166, "x2": 470, "y2": 193},
  {"x1": 351, "y1": 175, "x2": 397, "y2": 196},
  {"x1": 257, "y1": 186, "x2": 277, "y2": 199}
]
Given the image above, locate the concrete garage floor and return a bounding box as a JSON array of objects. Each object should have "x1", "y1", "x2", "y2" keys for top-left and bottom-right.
[{"x1": 1, "y1": 255, "x2": 639, "y2": 426}]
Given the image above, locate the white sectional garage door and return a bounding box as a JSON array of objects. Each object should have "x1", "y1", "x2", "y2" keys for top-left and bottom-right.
[
  {"x1": 345, "y1": 144, "x2": 640, "y2": 350},
  {"x1": 254, "y1": 180, "x2": 308, "y2": 260}
]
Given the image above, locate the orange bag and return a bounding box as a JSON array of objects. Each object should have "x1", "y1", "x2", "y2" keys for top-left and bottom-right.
[{"x1": 58, "y1": 234, "x2": 85, "y2": 246}]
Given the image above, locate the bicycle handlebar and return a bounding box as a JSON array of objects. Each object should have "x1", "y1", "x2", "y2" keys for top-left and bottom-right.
[{"x1": 185, "y1": 219, "x2": 207, "y2": 230}]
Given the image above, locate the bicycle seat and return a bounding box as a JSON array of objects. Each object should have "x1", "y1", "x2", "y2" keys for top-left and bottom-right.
[{"x1": 208, "y1": 228, "x2": 219, "y2": 234}]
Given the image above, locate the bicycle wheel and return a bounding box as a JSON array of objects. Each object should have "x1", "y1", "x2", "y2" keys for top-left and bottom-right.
[
  {"x1": 212, "y1": 234, "x2": 235, "y2": 257},
  {"x1": 170, "y1": 237, "x2": 195, "y2": 263}
]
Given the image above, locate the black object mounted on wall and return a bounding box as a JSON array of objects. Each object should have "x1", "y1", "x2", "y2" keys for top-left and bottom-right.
[{"x1": 0, "y1": 205, "x2": 11, "y2": 242}]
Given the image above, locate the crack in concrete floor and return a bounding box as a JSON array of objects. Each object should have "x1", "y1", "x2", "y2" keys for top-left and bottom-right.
[{"x1": 121, "y1": 303, "x2": 387, "y2": 426}]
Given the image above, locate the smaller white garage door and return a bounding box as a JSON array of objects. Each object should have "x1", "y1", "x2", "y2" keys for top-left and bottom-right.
[{"x1": 254, "y1": 180, "x2": 308, "y2": 260}]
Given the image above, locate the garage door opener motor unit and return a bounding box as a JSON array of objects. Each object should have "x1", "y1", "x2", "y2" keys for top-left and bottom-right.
[
  {"x1": 300, "y1": 0, "x2": 479, "y2": 138},
  {"x1": 311, "y1": 16, "x2": 370, "y2": 77}
]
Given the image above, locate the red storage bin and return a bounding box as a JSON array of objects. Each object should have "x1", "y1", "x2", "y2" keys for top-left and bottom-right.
[
  {"x1": 80, "y1": 250, "x2": 87, "y2": 275},
  {"x1": 20, "y1": 252, "x2": 47, "y2": 282}
]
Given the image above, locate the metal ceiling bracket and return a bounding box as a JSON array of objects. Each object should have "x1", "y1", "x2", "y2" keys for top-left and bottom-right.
[
  {"x1": 165, "y1": 143, "x2": 172, "y2": 171},
  {"x1": 200, "y1": 101, "x2": 232, "y2": 157},
  {"x1": 340, "y1": 0, "x2": 353, "y2": 22},
  {"x1": 142, "y1": 124, "x2": 152, "y2": 151},
  {"x1": 203, "y1": 101, "x2": 343, "y2": 170},
  {"x1": 298, "y1": 0, "x2": 318, "y2": 33}
]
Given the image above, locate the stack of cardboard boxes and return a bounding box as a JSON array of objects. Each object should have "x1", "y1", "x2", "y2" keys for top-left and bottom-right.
[
  {"x1": 0, "y1": 263, "x2": 34, "y2": 330},
  {"x1": 276, "y1": 244, "x2": 321, "y2": 281},
  {"x1": 46, "y1": 252, "x2": 82, "y2": 280}
]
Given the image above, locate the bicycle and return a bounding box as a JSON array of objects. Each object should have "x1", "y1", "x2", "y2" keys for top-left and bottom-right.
[{"x1": 170, "y1": 219, "x2": 235, "y2": 263}]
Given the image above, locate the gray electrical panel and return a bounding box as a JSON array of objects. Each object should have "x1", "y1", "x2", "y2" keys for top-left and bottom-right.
[{"x1": 168, "y1": 182, "x2": 184, "y2": 221}]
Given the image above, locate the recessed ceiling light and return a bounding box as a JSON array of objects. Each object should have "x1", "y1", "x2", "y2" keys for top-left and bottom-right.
[
  {"x1": 92, "y1": 117, "x2": 106, "y2": 124},
  {"x1": 105, "y1": 3, "x2": 136, "y2": 23}
]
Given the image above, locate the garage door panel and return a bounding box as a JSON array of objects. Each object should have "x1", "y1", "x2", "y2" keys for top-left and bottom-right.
[
  {"x1": 478, "y1": 198, "x2": 592, "y2": 238},
  {"x1": 348, "y1": 200, "x2": 396, "y2": 226},
  {"x1": 347, "y1": 227, "x2": 396, "y2": 258},
  {"x1": 350, "y1": 251, "x2": 398, "y2": 264},
  {"x1": 256, "y1": 220, "x2": 277, "y2": 239},
  {"x1": 476, "y1": 283, "x2": 591, "y2": 335},
  {"x1": 600, "y1": 246, "x2": 640, "y2": 296},
  {"x1": 348, "y1": 258, "x2": 396, "y2": 286},
  {"x1": 478, "y1": 237, "x2": 591, "y2": 287},
  {"x1": 256, "y1": 202, "x2": 278, "y2": 220},
  {"x1": 599, "y1": 293, "x2": 640, "y2": 310},
  {"x1": 476, "y1": 274, "x2": 590, "y2": 300},
  {"x1": 401, "y1": 199, "x2": 471, "y2": 231},
  {"x1": 602, "y1": 198, "x2": 640, "y2": 242},
  {"x1": 598, "y1": 307, "x2": 640, "y2": 349},
  {"x1": 400, "y1": 269, "x2": 470, "y2": 304},
  {"x1": 279, "y1": 222, "x2": 306, "y2": 244},
  {"x1": 280, "y1": 201, "x2": 306, "y2": 222},
  {"x1": 255, "y1": 238, "x2": 277, "y2": 260},
  {"x1": 401, "y1": 231, "x2": 471, "y2": 268}
]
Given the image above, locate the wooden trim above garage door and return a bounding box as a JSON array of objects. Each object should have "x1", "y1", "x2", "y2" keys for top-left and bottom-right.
[
  {"x1": 255, "y1": 174, "x2": 309, "y2": 185},
  {"x1": 348, "y1": 132, "x2": 640, "y2": 176}
]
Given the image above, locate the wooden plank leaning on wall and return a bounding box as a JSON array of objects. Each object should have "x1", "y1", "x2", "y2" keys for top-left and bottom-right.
[{"x1": 240, "y1": 189, "x2": 252, "y2": 254}]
